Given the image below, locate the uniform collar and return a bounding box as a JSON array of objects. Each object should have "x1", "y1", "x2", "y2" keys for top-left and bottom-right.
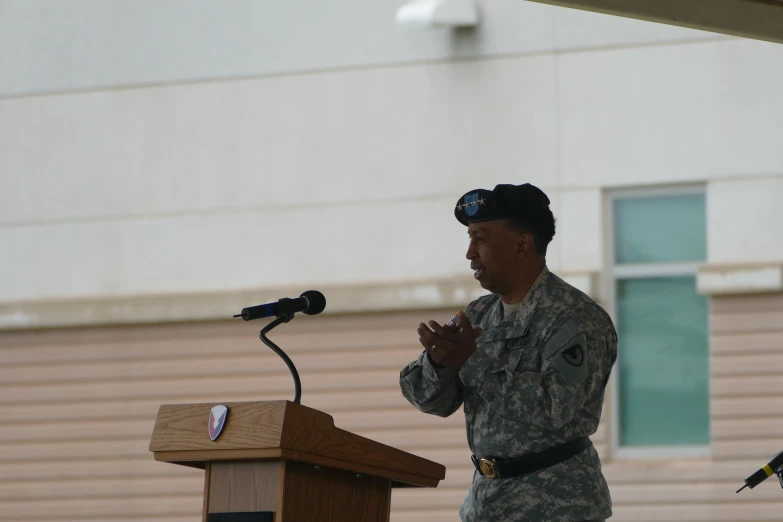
[{"x1": 483, "y1": 265, "x2": 550, "y2": 342}]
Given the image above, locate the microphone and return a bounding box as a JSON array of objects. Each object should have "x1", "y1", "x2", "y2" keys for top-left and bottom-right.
[
  {"x1": 737, "y1": 449, "x2": 783, "y2": 492},
  {"x1": 234, "y1": 290, "x2": 326, "y2": 321}
]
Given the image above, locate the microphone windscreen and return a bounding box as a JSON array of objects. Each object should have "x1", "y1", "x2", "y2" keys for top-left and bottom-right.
[{"x1": 301, "y1": 290, "x2": 326, "y2": 315}]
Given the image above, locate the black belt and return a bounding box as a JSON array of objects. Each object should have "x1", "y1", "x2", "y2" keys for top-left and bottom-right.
[{"x1": 471, "y1": 436, "x2": 592, "y2": 479}]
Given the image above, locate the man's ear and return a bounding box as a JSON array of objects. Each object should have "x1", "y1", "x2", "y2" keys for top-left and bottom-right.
[{"x1": 517, "y1": 232, "x2": 534, "y2": 259}]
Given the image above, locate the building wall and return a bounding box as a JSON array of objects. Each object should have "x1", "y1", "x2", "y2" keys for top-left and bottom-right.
[
  {"x1": 3, "y1": 293, "x2": 783, "y2": 522},
  {"x1": 3, "y1": 1, "x2": 783, "y2": 521},
  {"x1": 0, "y1": 309, "x2": 525, "y2": 522},
  {"x1": 710, "y1": 293, "x2": 783, "y2": 460},
  {"x1": 0, "y1": 0, "x2": 714, "y2": 97},
  {"x1": 3, "y1": 1, "x2": 783, "y2": 319}
]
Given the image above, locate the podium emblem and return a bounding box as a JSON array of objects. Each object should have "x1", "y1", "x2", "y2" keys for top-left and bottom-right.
[{"x1": 208, "y1": 405, "x2": 229, "y2": 441}]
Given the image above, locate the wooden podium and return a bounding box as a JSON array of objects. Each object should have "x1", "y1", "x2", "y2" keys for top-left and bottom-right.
[{"x1": 149, "y1": 400, "x2": 446, "y2": 522}]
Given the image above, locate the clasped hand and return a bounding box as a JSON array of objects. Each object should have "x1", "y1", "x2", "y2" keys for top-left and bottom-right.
[{"x1": 417, "y1": 311, "x2": 483, "y2": 370}]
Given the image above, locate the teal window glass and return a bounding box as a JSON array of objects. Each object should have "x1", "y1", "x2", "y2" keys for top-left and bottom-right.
[
  {"x1": 617, "y1": 276, "x2": 710, "y2": 446},
  {"x1": 614, "y1": 194, "x2": 706, "y2": 264}
]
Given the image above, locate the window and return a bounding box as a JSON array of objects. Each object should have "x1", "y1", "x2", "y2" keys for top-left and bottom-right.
[{"x1": 608, "y1": 188, "x2": 709, "y2": 456}]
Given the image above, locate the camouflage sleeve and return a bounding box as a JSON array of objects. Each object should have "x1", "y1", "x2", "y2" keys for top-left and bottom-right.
[
  {"x1": 458, "y1": 305, "x2": 615, "y2": 430},
  {"x1": 399, "y1": 350, "x2": 464, "y2": 418}
]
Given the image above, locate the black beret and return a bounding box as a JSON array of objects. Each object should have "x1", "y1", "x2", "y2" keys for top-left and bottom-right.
[{"x1": 454, "y1": 183, "x2": 550, "y2": 226}]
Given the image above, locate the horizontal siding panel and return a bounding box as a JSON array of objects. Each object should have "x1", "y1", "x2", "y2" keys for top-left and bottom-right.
[
  {"x1": 0, "y1": 329, "x2": 411, "y2": 366},
  {"x1": 712, "y1": 396, "x2": 783, "y2": 418},
  {"x1": 10, "y1": 519, "x2": 198, "y2": 522},
  {"x1": 710, "y1": 293, "x2": 783, "y2": 314},
  {"x1": 391, "y1": 510, "x2": 463, "y2": 522},
  {"x1": 712, "y1": 438, "x2": 783, "y2": 460},
  {"x1": 0, "y1": 310, "x2": 427, "y2": 341},
  {"x1": 1, "y1": 389, "x2": 417, "y2": 423},
  {"x1": 0, "y1": 496, "x2": 201, "y2": 519},
  {"x1": 0, "y1": 457, "x2": 199, "y2": 482},
  {"x1": 332, "y1": 407, "x2": 465, "y2": 432},
  {"x1": 609, "y1": 482, "x2": 780, "y2": 504},
  {"x1": 392, "y1": 488, "x2": 469, "y2": 509},
  {"x1": 0, "y1": 475, "x2": 203, "y2": 501},
  {"x1": 0, "y1": 419, "x2": 155, "y2": 443},
  {"x1": 0, "y1": 369, "x2": 404, "y2": 404},
  {"x1": 0, "y1": 312, "x2": 435, "y2": 364},
  {"x1": 365, "y1": 427, "x2": 468, "y2": 451},
  {"x1": 392, "y1": 499, "x2": 783, "y2": 521},
  {"x1": 712, "y1": 418, "x2": 783, "y2": 440},
  {"x1": 712, "y1": 375, "x2": 783, "y2": 396},
  {"x1": 711, "y1": 353, "x2": 783, "y2": 376},
  {"x1": 0, "y1": 346, "x2": 421, "y2": 384},
  {"x1": 604, "y1": 459, "x2": 764, "y2": 483},
  {"x1": 610, "y1": 502, "x2": 783, "y2": 521},
  {"x1": 711, "y1": 331, "x2": 783, "y2": 354},
  {"x1": 710, "y1": 309, "x2": 783, "y2": 334},
  {"x1": 0, "y1": 438, "x2": 150, "y2": 463}
]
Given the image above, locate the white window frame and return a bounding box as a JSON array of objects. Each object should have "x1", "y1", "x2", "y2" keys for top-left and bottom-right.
[{"x1": 604, "y1": 184, "x2": 711, "y2": 460}]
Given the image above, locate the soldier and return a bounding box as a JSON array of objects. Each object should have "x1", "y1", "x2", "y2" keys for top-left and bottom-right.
[{"x1": 399, "y1": 183, "x2": 617, "y2": 522}]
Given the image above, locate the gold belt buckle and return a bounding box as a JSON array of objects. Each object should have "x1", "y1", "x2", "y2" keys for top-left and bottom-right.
[{"x1": 478, "y1": 458, "x2": 499, "y2": 478}]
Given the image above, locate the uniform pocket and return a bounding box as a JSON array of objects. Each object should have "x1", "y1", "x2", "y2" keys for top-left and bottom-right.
[
  {"x1": 479, "y1": 339, "x2": 537, "y2": 415},
  {"x1": 496, "y1": 338, "x2": 539, "y2": 374}
]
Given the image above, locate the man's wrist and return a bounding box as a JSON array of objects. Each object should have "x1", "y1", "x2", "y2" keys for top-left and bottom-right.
[
  {"x1": 426, "y1": 352, "x2": 445, "y2": 369},
  {"x1": 423, "y1": 351, "x2": 458, "y2": 381}
]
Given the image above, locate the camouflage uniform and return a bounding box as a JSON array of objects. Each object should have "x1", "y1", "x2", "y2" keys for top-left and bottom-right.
[{"x1": 400, "y1": 266, "x2": 617, "y2": 521}]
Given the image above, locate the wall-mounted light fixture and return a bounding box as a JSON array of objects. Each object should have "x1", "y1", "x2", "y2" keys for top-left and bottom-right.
[{"x1": 394, "y1": 0, "x2": 479, "y2": 30}]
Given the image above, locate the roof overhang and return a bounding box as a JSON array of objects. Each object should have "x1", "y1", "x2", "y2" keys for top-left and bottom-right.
[{"x1": 526, "y1": 0, "x2": 783, "y2": 45}]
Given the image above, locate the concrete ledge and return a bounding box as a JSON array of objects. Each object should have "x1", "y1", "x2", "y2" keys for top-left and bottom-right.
[
  {"x1": 0, "y1": 269, "x2": 603, "y2": 331},
  {"x1": 697, "y1": 263, "x2": 783, "y2": 295},
  {"x1": 0, "y1": 277, "x2": 489, "y2": 331}
]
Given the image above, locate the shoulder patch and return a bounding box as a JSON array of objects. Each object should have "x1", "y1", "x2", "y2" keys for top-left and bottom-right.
[
  {"x1": 561, "y1": 344, "x2": 584, "y2": 367},
  {"x1": 542, "y1": 321, "x2": 589, "y2": 384},
  {"x1": 542, "y1": 320, "x2": 580, "y2": 360}
]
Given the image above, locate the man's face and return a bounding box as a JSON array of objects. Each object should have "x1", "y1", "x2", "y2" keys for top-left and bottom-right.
[{"x1": 465, "y1": 220, "x2": 525, "y2": 294}]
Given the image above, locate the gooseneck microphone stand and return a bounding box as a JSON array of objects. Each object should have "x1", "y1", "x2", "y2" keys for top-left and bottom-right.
[
  {"x1": 258, "y1": 313, "x2": 302, "y2": 404},
  {"x1": 234, "y1": 290, "x2": 326, "y2": 406}
]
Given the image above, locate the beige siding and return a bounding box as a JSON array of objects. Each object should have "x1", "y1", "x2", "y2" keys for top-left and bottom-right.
[
  {"x1": 710, "y1": 293, "x2": 783, "y2": 463},
  {"x1": 0, "y1": 310, "x2": 472, "y2": 521},
  {"x1": 3, "y1": 295, "x2": 783, "y2": 521}
]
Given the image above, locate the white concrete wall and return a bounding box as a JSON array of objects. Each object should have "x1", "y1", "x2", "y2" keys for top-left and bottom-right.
[
  {"x1": 0, "y1": 0, "x2": 713, "y2": 96},
  {"x1": 708, "y1": 178, "x2": 783, "y2": 264},
  {"x1": 1, "y1": 0, "x2": 782, "y2": 306}
]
